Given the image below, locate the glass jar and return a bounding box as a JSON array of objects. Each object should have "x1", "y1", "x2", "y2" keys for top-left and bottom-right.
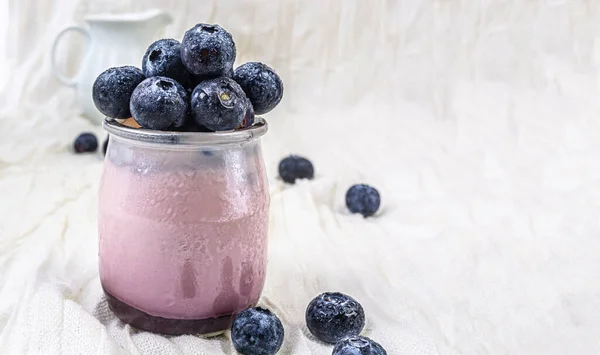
[{"x1": 99, "y1": 118, "x2": 270, "y2": 336}]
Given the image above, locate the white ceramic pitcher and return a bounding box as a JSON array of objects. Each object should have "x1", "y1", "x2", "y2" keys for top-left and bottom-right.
[{"x1": 51, "y1": 10, "x2": 173, "y2": 124}]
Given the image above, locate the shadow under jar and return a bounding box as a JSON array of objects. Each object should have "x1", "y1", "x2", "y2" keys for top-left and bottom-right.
[{"x1": 99, "y1": 118, "x2": 270, "y2": 336}]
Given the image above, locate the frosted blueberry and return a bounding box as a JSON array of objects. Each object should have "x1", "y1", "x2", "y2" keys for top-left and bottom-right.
[
  {"x1": 345, "y1": 184, "x2": 381, "y2": 218},
  {"x1": 142, "y1": 39, "x2": 192, "y2": 86},
  {"x1": 278, "y1": 155, "x2": 314, "y2": 184},
  {"x1": 190, "y1": 77, "x2": 248, "y2": 131},
  {"x1": 332, "y1": 336, "x2": 387, "y2": 355},
  {"x1": 231, "y1": 307, "x2": 284, "y2": 355},
  {"x1": 234, "y1": 62, "x2": 283, "y2": 115},
  {"x1": 181, "y1": 24, "x2": 236, "y2": 77},
  {"x1": 130, "y1": 76, "x2": 188, "y2": 130},
  {"x1": 306, "y1": 292, "x2": 365, "y2": 344},
  {"x1": 73, "y1": 133, "x2": 98, "y2": 153},
  {"x1": 92, "y1": 66, "x2": 145, "y2": 118}
]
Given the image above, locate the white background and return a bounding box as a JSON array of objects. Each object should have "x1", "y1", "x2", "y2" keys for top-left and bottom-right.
[{"x1": 1, "y1": 0, "x2": 600, "y2": 354}]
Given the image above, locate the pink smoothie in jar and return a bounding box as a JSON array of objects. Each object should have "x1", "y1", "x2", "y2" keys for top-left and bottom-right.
[{"x1": 98, "y1": 118, "x2": 270, "y2": 335}]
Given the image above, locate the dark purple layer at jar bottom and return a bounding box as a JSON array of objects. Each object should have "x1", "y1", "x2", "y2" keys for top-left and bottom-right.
[{"x1": 104, "y1": 288, "x2": 233, "y2": 336}]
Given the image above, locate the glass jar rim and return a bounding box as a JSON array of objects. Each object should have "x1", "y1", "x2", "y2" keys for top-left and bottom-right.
[{"x1": 103, "y1": 117, "x2": 268, "y2": 146}]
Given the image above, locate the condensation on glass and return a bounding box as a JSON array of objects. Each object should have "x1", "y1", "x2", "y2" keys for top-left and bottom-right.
[{"x1": 98, "y1": 118, "x2": 270, "y2": 336}]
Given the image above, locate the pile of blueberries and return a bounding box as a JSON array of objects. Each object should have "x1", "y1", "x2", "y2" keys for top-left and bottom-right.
[
  {"x1": 231, "y1": 292, "x2": 387, "y2": 355},
  {"x1": 72, "y1": 21, "x2": 381, "y2": 218},
  {"x1": 92, "y1": 23, "x2": 283, "y2": 132}
]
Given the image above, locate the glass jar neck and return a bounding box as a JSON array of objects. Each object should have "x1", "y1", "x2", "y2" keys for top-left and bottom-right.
[{"x1": 103, "y1": 117, "x2": 268, "y2": 148}]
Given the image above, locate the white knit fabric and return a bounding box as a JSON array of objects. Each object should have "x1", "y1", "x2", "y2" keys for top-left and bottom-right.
[{"x1": 1, "y1": 0, "x2": 600, "y2": 354}]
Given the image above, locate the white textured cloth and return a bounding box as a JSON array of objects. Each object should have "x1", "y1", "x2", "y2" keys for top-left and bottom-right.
[{"x1": 2, "y1": 0, "x2": 600, "y2": 354}]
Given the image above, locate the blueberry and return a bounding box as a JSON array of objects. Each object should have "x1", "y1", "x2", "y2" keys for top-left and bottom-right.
[
  {"x1": 305, "y1": 292, "x2": 365, "y2": 344},
  {"x1": 332, "y1": 336, "x2": 387, "y2": 355},
  {"x1": 278, "y1": 155, "x2": 314, "y2": 184},
  {"x1": 231, "y1": 307, "x2": 284, "y2": 355},
  {"x1": 92, "y1": 66, "x2": 145, "y2": 118},
  {"x1": 102, "y1": 137, "x2": 109, "y2": 156},
  {"x1": 142, "y1": 39, "x2": 192, "y2": 86},
  {"x1": 73, "y1": 133, "x2": 98, "y2": 153},
  {"x1": 345, "y1": 184, "x2": 381, "y2": 218},
  {"x1": 190, "y1": 77, "x2": 248, "y2": 131},
  {"x1": 234, "y1": 62, "x2": 283, "y2": 115},
  {"x1": 181, "y1": 24, "x2": 236, "y2": 77},
  {"x1": 130, "y1": 76, "x2": 189, "y2": 130}
]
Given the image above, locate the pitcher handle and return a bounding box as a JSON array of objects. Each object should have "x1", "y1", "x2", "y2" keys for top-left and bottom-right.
[{"x1": 51, "y1": 26, "x2": 92, "y2": 87}]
